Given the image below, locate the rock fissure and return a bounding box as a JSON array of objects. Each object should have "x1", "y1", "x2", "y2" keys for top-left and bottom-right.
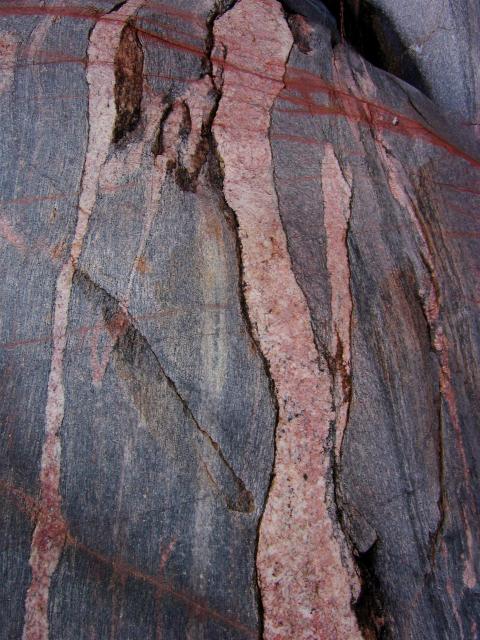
[
  {"x1": 114, "y1": 316, "x2": 256, "y2": 514},
  {"x1": 76, "y1": 268, "x2": 254, "y2": 514},
  {"x1": 112, "y1": 21, "x2": 144, "y2": 143}
]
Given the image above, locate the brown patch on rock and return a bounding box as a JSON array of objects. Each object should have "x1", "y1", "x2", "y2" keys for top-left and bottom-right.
[
  {"x1": 288, "y1": 14, "x2": 314, "y2": 53},
  {"x1": 112, "y1": 23, "x2": 144, "y2": 143},
  {"x1": 135, "y1": 255, "x2": 151, "y2": 273}
]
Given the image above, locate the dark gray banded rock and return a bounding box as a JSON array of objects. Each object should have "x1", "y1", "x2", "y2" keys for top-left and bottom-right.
[
  {"x1": 0, "y1": 0, "x2": 479, "y2": 639},
  {"x1": 0, "y1": 2, "x2": 275, "y2": 639}
]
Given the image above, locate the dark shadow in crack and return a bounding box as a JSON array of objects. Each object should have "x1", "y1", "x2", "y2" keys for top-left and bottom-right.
[{"x1": 282, "y1": 0, "x2": 431, "y2": 100}]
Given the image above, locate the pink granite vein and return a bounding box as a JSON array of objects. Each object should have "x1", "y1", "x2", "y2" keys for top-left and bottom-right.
[
  {"x1": 212, "y1": 1, "x2": 361, "y2": 638},
  {"x1": 321, "y1": 143, "x2": 353, "y2": 460},
  {"x1": 22, "y1": 3, "x2": 145, "y2": 638}
]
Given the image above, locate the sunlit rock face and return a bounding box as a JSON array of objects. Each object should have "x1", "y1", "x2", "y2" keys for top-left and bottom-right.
[{"x1": 0, "y1": 1, "x2": 478, "y2": 639}]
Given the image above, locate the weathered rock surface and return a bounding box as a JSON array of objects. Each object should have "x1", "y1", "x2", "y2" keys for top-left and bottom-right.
[{"x1": 0, "y1": 1, "x2": 478, "y2": 639}]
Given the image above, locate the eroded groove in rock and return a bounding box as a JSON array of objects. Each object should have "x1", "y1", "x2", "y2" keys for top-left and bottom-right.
[
  {"x1": 112, "y1": 312, "x2": 255, "y2": 513},
  {"x1": 212, "y1": 1, "x2": 361, "y2": 637},
  {"x1": 21, "y1": 3, "x2": 145, "y2": 638}
]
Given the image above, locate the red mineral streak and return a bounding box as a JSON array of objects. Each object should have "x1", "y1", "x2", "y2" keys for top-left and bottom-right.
[
  {"x1": 278, "y1": 66, "x2": 480, "y2": 169},
  {"x1": 5, "y1": 4, "x2": 478, "y2": 173},
  {"x1": 0, "y1": 5, "x2": 101, "y2": 20},
  {"x1": 0, "y1": 304, "x2": 230, "y2": 353},
  {"x1": 0, "y1": 213, "x2": 70, "y2": 262},
  {"x1": 22, "y1": 3, "x2": 145, "y2": 639},
  {"x1": 0, "y1": 9, "x2": 207, "y2": 77},
  {"x1": 135, "y1": 14, "x2": 205, "y2": 44},
  {"x1": 0, "y1": 480, "x2": 39, "y2": 521},
  {"x1": 432, "y1": 181, "x2": 480, "y2": 197},
  {"x1": 66, "y1": 534, "x2": 257, "y2": 638},
  {"x1": 444, "y1": 202, "x2": 479, "y2": 221},
  {"x1": 139, "y1": 2, "x2": 204, "y2": 27},
  {"x1": 213, "y1": 1, "x2": 360, "y2": 638},
  {"x1": 271, "y1": 132, "x2": 323, "y2": 145},
  {"x1": 0, "y1": 193, "x2": 72, "y2": 207},
  {"x1": 0, "y1": 1, "x2": 204, "y2": 28},
  {"x1": 445, "y1": 230, "x2": 480, "y2": 238}
]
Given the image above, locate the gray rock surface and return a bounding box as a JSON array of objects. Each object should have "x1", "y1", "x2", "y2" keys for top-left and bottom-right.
[
  {"x1": 365, "y1": 0, "x2": 480, "y2": 125},
  {"x1": 286, "y1": 0, "x2": 480, "y2": 127},
  {"x1": 1, "y1": 1, "x2": 479, "y2": 638}
]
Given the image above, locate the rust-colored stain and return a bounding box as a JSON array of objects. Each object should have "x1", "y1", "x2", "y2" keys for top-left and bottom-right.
[{"x1": 135, "y1": 255, "x2": 151, "y2": 273}]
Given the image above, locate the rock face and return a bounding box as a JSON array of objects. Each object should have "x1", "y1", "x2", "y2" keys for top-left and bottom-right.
[
  {"x1": 352, "y1": 0, "x2": 480, "y2": 126},
  {"x1": 287, "y1": 0, "x2": 480, "y2": 128},
  {"x1": 0, "y1": 1, "x2": 478, "y2": 639}
]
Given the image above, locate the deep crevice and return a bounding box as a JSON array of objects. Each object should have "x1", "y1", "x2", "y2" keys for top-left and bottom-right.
[
  {"x1": 353, "y1": 541, "x2": 392, "y2": 639},
  {"x1": 112, "y1": 20, "x2": 144, "y2": 144},
  {"x1": 151, "y1": 95, "x2": 174, "y2": 156},
  {"x1": 107, "y1": 1, "x2": 129, "y2": 14}
]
